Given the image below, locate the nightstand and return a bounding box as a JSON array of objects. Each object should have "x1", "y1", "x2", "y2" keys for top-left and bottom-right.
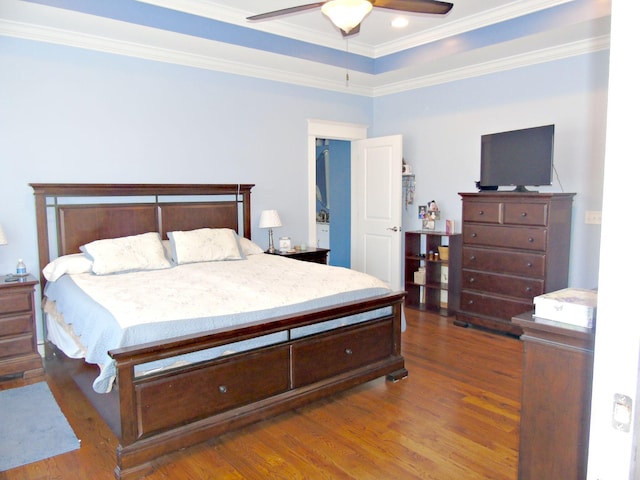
[
  {"x1": 267, "y1": 247, "x2": 330, "y2": 264},
  {"x1": 0, "y1": 274, "x2": 43, "y2": 380}
]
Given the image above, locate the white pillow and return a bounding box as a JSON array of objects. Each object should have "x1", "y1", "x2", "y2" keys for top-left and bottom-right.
[
  {"x1": 168, "y1": 228, "x2": 244, "y2": 265},
  {"x1": 81, "y1": 232, "x2": 171, "y2": 275},
  {"x1": 239, "y1": 236, "x2": 264, "y2": 256},
  {"x1": 43, "y1": 253, "x2": 93, "y2": 282}
]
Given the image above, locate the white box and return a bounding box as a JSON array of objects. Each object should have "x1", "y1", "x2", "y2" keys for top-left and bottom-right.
[{"x1": 533, "y1": 288, "x2": 597, "y2": 328}]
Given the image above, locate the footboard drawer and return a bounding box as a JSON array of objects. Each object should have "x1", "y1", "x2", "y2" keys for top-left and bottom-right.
[
  {"x1": 135, "y1": 345, "x2": 290, "y2": 437},
  {"x1": 292, "y1": 319, "x2": 393, "y2": 387}
]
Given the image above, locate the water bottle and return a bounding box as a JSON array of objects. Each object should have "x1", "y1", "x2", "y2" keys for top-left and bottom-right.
[{"x1": 16, "y1": 259, "x2": 26, "y2": 276}]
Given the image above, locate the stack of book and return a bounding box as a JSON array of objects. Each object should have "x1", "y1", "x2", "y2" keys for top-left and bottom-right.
[{"x1": 533, "y1": 288, "x2": 597, "y2": 328}]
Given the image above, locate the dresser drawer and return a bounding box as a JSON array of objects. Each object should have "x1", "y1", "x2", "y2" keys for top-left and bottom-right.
[
  {"x1": 0, "y1": 333, "x2": 34, "y2": 358},
  {"x1": 462, "y1": 270, "x2": 544, "y2": 299},
  {"x1": 504, "y1": 202, "x2": 548, "y2": 226},
  {"x1": 292, "y1": 320, "x2": 393, "y2": 388},
  {"x1": 463, "y1": 224, "x2": 547, "y2": 251},
  {"x1": 0, "y1": 290, "x2": 33, "y2": 315},
  {"x1": 135, "y1": 345, "x2": 290, "y2": 437},
  {"x1": 460, "y1": 291, "x2": 533, "y2": 321},
  {"x1": 0, "y1": 313, "x2": 33, "y2": 336},
  {"x1": 463, "y1": 201, "x2": 502, "y2": 224},
  {"x1": 463, "y1": 247, "x2": 545, "y2": 278}
]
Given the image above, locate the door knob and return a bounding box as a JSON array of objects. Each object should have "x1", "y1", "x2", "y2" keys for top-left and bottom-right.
[{"x1": 387, "y1": 226, "x2": 400, "y2": 232}]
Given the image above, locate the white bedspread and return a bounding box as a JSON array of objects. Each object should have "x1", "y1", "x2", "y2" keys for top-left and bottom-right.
[{"x1": 44, "y1": 254, "x2": 396, "y2": 393}]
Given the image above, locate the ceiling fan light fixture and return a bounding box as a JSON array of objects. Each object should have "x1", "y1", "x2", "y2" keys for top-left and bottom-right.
[
  {"x1": 391, "y1": 17, "x2": 409, "y2": 28},
  {"x1": 321, "y1": 0, "x2": 373, "y2": 34}
]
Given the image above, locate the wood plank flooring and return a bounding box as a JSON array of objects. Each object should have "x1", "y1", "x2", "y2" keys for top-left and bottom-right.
[{"x1": 1, "y1": 309, "x2": 523, "y2": 479}]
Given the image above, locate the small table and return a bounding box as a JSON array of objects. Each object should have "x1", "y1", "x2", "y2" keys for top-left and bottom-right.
[
  {"x1": 0, "y1": 274, "x2": 44, "y2": 380},
  {"x1": 267, "y1": 247, "x2": 330, "y2": 264},
  {"x1": 512, "y1": 311, "x2": 594, "y2": 480}
]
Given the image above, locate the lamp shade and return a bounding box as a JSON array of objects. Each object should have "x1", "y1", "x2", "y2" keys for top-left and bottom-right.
[
  {"x1": 0, "y1": 224, "x2": 7, "y2": 246},
  {"x1": 321, "y1": 0, "x2": 372, "y2": 34},
  {"x1": 259, "y1": 210, "x2": 282, "y2": 229}
]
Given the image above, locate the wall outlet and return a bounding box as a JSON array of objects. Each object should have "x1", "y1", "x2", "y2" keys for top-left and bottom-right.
[{"x1": 585, "y1": 210, "x2": 602, "y2": 224}]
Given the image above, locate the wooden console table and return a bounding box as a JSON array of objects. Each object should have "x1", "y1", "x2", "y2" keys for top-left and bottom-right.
[{"x1": 512, "y1": 311, "x2": 594, "y2": 479}]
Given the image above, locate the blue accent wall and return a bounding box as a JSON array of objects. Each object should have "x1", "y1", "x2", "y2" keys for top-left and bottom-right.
[
  {"x1": 328, "y1": 140, "x2": 351, "y2": 268},
  {"x1": 315, "y1": 139, "x2": 351, "y2": 268}
]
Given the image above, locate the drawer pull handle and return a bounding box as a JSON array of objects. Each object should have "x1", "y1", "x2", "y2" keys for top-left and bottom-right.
[
  {"x1": 345, "y1": 348, "x2": 353, "y2": 355},
  {"x1": 218, "y1": 385, "x2": 228, "y2": 394},
  {"x1": 478, "y1": 210, "x2": 484, "y2": 215},
  {"x1": 467, "y1": 300, "x2": 474, "y2": 305},
  {"x1": 471, "y1": 233, "x2": 477, "y2": 238},
  {"x1": 469, "y1": 277, "x2": 475, "y2": 283},
  {"x1": 528, "y1": 237, "x2": 534, "y2": 243},
  {"x1": 470, "y1": 255, "x2": 476, "y2": 261},
  {"x1": 521, "y1": 212, "x2": 527, "y2": 217},
  {"x1": 527, "y1": 262, "x2": 533, "y2": 268},
  {"x1": 525, "y1": 287, "x2": 532, "y2": 292}
]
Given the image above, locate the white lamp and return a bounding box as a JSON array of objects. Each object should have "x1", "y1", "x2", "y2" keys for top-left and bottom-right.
[
  {"x1": 0, "y1": 224, "x2": 7, "y2": 246},
  {"x1": 321, "y1": 0, "x2": 372, "y2": 34},
  {"x1": 259, "y1": 210, "x2": 282, "y2": 254}
]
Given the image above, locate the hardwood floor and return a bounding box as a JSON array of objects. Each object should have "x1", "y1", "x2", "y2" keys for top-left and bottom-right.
[{"x1": 1, "y1": 309, "x2": 523, "y2": 479}]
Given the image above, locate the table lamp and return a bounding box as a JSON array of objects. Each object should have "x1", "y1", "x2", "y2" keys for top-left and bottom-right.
[{"x1": 259, "y1": 210, "x2": 282, "y2": 254}]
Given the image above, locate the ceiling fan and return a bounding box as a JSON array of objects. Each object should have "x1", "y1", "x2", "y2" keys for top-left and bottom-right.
[{"x1": 247, "y1": 0, "x2": 454, "y2": 37}]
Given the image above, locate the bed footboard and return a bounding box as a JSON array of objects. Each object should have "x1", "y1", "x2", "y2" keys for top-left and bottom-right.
[{"x1": 109, "y1": 292, "x2": 406, "y2": 480}]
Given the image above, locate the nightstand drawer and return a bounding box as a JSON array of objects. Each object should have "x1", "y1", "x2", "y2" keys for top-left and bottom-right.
[
  {"x1": 0, "y1": 290, "x2": 33, "y2": 315},
  {"x1": 0, "y1": 333, "x2": 34, "y2": 358},
  {"x1": 0, "y1": 313, "x2": 34, "y2": 336}
]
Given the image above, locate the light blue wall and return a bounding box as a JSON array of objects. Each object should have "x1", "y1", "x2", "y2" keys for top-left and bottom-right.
[
  {"x1": 0, "y1": 37, "x2": 372, "y2": 279},
  {"x1": 0, "y1": 36, "x2": 607, "y2": 295},
  {"x1": 373, "y1": 51, "x2": 609, "y2": 289}
]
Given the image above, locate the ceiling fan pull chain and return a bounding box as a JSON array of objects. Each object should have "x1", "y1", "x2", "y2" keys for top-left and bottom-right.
[{"x1": 345, "y1": 38, "x2": 350, "y2": 87}]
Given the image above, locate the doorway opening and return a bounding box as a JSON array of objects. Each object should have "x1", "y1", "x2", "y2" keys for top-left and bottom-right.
[
  {"x1": 307, "y1": 119, "x2": 368, "y2": 265},
  {"x1": 315, "y1": 138, "x2": 350, "y2": 267}
]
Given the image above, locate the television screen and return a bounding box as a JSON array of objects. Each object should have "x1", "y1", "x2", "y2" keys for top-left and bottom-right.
[{"x1": 480, "y1": 124, "x2": 555, "y2": 191}]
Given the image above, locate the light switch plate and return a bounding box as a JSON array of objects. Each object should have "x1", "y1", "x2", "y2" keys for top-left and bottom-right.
[{"x1": 612, "y1": 393, "x2": 633, "y2": 432}]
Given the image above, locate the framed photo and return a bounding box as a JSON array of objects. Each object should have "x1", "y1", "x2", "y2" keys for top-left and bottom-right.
[{"x1": 422, "y1": 218, "x2": 435, "y2": 230}]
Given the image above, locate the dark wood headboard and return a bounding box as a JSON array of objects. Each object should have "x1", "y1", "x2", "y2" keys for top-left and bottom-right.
[{"x1": 30, "y1": 183, "x2": 254, "y2": 287}]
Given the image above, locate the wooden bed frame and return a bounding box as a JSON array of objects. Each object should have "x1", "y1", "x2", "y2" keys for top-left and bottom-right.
[{"x1": 31, "y1": 183, "x2": 407, "y2": 479}]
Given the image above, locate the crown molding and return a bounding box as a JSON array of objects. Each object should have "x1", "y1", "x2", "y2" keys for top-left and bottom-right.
[
  {"x1": 136, "y1": 0, "x2": 575, "y2": 58},
  {"x1": 1, "y1": 0, "x2": 608, "y2": 98},
  {"x1": 373, "y1": 0, "x2": 575, "y2": 57},
  {"x1": 372, "y1": 34, "x2": 610, "y2": 97}
]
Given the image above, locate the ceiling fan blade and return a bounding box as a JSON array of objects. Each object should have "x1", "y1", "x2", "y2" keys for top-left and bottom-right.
[
  {"x1": 371, "y1": 0, "x2": 453, "y2": 15},
  {"x1": 247, "y1": 2, "x2": 326, "y2": 21},
  {"x1": 341, "y1": 23, "x2": 361, "y2": 37}
]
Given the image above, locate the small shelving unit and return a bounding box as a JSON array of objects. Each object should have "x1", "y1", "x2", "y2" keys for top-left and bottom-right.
[{"x1": 404, "y1": 230, "x2": 461, "y2": 316}]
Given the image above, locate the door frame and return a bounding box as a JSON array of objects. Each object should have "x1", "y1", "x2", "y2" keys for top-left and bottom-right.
[{"x1": 307, "y1": 119, "x2": 368, "y2": 248}]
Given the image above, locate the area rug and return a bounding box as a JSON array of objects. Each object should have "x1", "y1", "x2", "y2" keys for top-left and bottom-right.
[{"x1": 0, "y1": 382, "x2": 80, "y2": 471}]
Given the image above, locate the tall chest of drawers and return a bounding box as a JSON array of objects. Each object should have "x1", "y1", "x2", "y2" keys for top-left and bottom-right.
[{"x1": 455, "y1": 192, "x2": 574, "y2": 335}]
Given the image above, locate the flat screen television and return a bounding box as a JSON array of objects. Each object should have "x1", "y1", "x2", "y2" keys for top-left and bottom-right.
[{"x1": 479, "y1": 124, "x2": 555, "y2": 192}]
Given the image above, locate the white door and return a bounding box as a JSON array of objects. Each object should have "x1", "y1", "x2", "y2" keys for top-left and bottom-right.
[{"x1": 351, "y1": 135, "x2": 403, "y2": 291}]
